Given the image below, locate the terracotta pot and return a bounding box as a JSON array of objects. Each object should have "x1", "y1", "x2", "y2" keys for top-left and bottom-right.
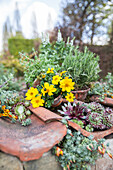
[
  {"x1": 52, "y1": 95, "x2": 63, "y2": 107},
  {"x1": 68, "y1": 120, "x2": 113, "y2": 140},
  {"x1": 29, "y1": 106, "x2": 113, "y2": 140},
  {"x1": 0, "y1": 114, "x2": 66, "y2": 161},
  {"x1": 62, "y1": 99, "x2": 113, "y2": 140},
  {"x1": 89, "y1": 95, "x2": 113, "y2": 107},
  {"x1": 71, "y1": 88, "x2": 90, "y2": 101}
]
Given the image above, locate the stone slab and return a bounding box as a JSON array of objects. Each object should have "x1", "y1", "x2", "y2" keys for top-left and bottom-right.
[
  {"x1": 0, "y1": 114, "x2": 67, "y2": 161},
  {"x1": 23, "y1": 151, "x2": 62, "y2": 170},
  {"x1": 0, "y1": 151, "x2": 23, "y2": 170}
]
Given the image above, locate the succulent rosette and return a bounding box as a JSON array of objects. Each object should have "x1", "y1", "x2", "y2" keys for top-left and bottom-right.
[{"x1": 59, "y1": 101, "x2": 113, "y2": 131}]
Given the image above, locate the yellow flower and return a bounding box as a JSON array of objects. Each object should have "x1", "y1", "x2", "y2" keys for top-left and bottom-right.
[
  {"x1": 41, "y1": 82, "x2": 57, "y2": 96},
  {"x1": 42, "y1": 74, "x2": 46, "y2": 78},
  {"x1": 2, "y1": 112, "x2": 9, "y2": 117},
  {"x1": 60, "y1": 71, "x2": 67, "y2": 76},
  {"x1": 47, "y1": 68, "x2": 54, "y2": 74},
  {"x1": 25, "y1": 87, "x2": 39, "y2": 100},
  {"x1": 0, "y1": 113, "x2": 3, "y2": 117},
  {"x1": 4, "y1": 109, "x2": 10, "y2": 113},
  {"x1": 31, "y1": 95, "x2": 44, "y2": 108},
  {"x1": 65, "y1": 93, "x2": 75, "y2": 102},
  {"x1": 52, "y1": 75, "x2": 62, "y2": 85},
  {"x1": 2, "y1": 105, "x2": 6, "y2": 111},
  {"x1": 60, "y1": 77, "x2": 75, "y2": 92}
]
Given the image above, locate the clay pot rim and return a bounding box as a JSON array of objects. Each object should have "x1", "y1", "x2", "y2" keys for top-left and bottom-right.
[
  {"x1": 52, "y1": 95, "x2": 63, "y2": 107},
  {"x1": 89, "y1": 94, "x2": 113, "y2": 107},
  {"x1": 71, "y1": 88, "x2": 90, "y2": 93},
  {"x1": 68, "y1": 119, "x2": 113, "y2": 140},
  {"x1": 54, "y1": 95, "x2": 62, "y2": 102}
]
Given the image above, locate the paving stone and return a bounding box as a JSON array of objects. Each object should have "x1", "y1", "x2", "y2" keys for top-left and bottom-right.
[
  {"x1": 0, "y1": 151, "x2": 23, "y2": 170},
  {"x1": 95, "y1": 157, "x2": 113, "y2": 170},
  {"x1": 94, "y1": 139, "x2": 113, "y2": 170},
  {"x1": 23, "y1": 150, "x2": 62, "y2": 170}
]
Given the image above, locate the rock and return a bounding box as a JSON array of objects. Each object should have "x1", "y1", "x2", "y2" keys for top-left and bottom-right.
[
  {"x1": 95, "y1": 157, "x2": 113, "y2": 170},
  {"x1": 0, "y1": 151, "x2": 23, "y2": 170},
  {"x1": 23, "y1": 150, "x2": 62, "y2": 170},
  {"x1": 94, "y1": 139, "x2": 113, "y2": 170},
  {"x1": 104, "y1": 139, "x2": 113, "y2": 154}
]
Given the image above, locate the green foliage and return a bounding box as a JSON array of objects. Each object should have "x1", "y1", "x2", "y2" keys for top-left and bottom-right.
[
  {"x1": 85, "y1": 125, "x2": 94, "y2": 132},
  {"x1": 19, "y1": 33, "x2": 76, "y2": 86},
  {"x1": 0, "y1": 90, "x2": 18, "y2": 110},
  {"x1": 62, "y1": 46, "x2": 101, "y2": 89},
  {"x1": 89, "y1": 72, "x2": 113, "y2": 99},
  {"x1": 39, "y1": 33, "x2": 75, "y2": 69},
  {"x1": 53, "y1": 128, "x2": 105, "y2": 170},
  {"x1": 19, "y1": 50, "x2": 42, "y2": 86},
  {"x1": 0, "y1": 64, "x2": 31, "y2": 126},
  {"x1": 20, "y1": 33, "x2": 100, "y2": 89},
  {"x1": 8, "y1": 37, "x2": 35, "y2": 57},
  {"x1": 86, "y1": 102, "x2": 113, "y2": 129},
  {"x1": 22, "y1": 118, "x2": 31, "y2": 126},
  {"x1": 1, "y1": 56, "x2": 24, "y2": 77},
  {"x1": 72, "y1": 119, "x2": 84, "y2": 128},
  {"x1": 0, "y1": 65, "x2": 19, "y2": 109},
  {"x1": 0, "y1": 64, "x2": 21, "y2": 91}
]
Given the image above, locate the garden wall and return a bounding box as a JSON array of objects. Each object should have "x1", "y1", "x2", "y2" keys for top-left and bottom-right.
[{"x1": 87, "y1": 45, "x2": 113, "y2": 78}]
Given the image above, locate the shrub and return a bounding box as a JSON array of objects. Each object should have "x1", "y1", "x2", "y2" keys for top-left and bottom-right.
[
  {"x1": 8, "y1": 35, "x2": 41, "y2": 57},
  {"x1": 62, "y1": 46, "x2": 101, "y2": 89}
]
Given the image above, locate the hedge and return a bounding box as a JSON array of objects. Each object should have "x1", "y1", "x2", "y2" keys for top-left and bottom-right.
[{"x1": 8, "y1": 37, "x2": 40, "y2": 57}]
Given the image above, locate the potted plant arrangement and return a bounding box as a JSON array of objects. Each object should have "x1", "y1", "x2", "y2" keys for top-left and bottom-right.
[
  {"x1": 58, "y1": 101, "x2": 113, "y2": 139},
  {"x1": 89, "y1": 72, "x2": 113, "y2": 107},
  {"x1": 20, "y1": 32, "x2": 100, "y2": 102},
  {"x1": 61, "y1": 46, "x2": 101, "y2": 101},
  {"x1": 19, "y1": 32, "x2": 74, "y2": 88},
  {"x1": 1, "y1": 32, "x2": 113, "y2": 168},
  {"x1": 25, "y1": 68, "x2": 75, "y2": 108}
]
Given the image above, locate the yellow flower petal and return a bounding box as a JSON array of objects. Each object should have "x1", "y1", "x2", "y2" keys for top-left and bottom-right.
[
  {"x1": 60, "y1": 77, "x2": 75, "y2": 92},
  {"x1": 25, "y1": 87, "x2": 39, "y2": 100},
  {"x1": 65, "y1": 93, "x2": 75, "y2": 102},
  {"x1": 47, "y1": 68, "x2": 54, "y2": 74},
  {"x1": 52, "y1": 75, "x2": 62, "y2": 85},
  {"x1": 60, "y1": 71, "x2": 67, "y2": 76},
  {"x1": 31, "y1": 95, "x2": 44, "y2": 108}
]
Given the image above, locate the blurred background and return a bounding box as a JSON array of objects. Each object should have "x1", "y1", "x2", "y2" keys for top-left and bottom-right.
[{"x1": 0, "y1": 0, "x2": 113, "y2": 84}]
